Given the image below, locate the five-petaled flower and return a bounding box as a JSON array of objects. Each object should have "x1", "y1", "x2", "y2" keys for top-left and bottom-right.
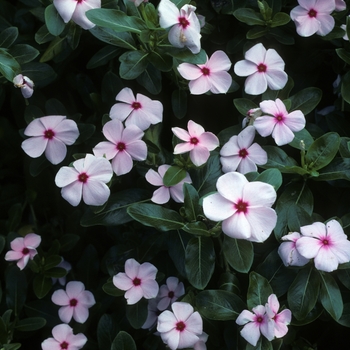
[
  {"x1": 177, "y1": 50, "x2": 232, "y2": 95},
  {"x1": 234, "y1": 43, "x2": 288, "y2": 95},
  {"x1": 110, "y1": 87, "x2": 163, "y2": 131},
  {"x1": 157, "y1": 302, "x2": 203, "y2": 350},
  {"x1": 203, "y1": 172, "x2": 277, "y2": 242},
  {"x1": 157, "y1": 276, "x2": 185, "y2": 311},
  {"x1": 113, "y1": 258, "x2": 159, "y2": 305},
  {"x1": 5, "y1": 233, "x2": 41, "y2": 270},
  {"x1": 55, "y1": 153, "x2": 113, "y2": 207},
  {"x1": 145, "y1": 164, "x2": 192, "y2": 204},
  {"x1": 158, "y1": 0, "x2": 202, "y2": 54},
  {"x1": 220, "y1": 126, "x2": 267, "y2": 174},
  {"x1": 52, "y1": 281, "x2": 96, "y2": 324},
  {"x1": 278, "y1": 232, "x2": 310, "y2": 267},
  {"x1": 93, "y1": 119, "x2": 147, "y2": 176},
  {"x1": 253, "y1": 98, "x2": 305, "y2": 146},
  {"x1": 21, "y1": 115, "x2": 79, "y2": 165},
  {"x1": 13, "y1": 74, "x2": 34, "y2": 98},
  {"x1": 296, "y1": 220, "x2": 350, "y2": 272},
  {"x1": 41, "y1": 323, "x2": 87, "y2": 350},
  {"x1": 53, "y1": 0, "x2": 101, "y2": 30},
  {"x1": 290, "y1": 0, "x2": 335, "y2": 37},
  {"x1": 172, "y1": 120, "x2": 219, "y2": 166}
]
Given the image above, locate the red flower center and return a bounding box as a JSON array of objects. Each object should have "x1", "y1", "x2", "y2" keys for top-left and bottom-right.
[
  {"x1": 168, "y1": 291, "x2": 174, "y2": 298},
  {"x1": 44, "y1": 129, "x2": 55, "y2": 139},
  {"x1": 133, "y1": 277, "x2": 141, "y2": 286},
  {"x1": 178, "y1": 17, "x2": 189, "y2": 28},
  {"x1": 308, "y1": 9, "x2": 317, "y2": 18},
  {"x1": 132, "y1": 102, "x2": 141, "y2": 110},
  {"x1": 176, "y1": 321, "x2": 186, "y2": 332},
  {"x1": 257, "y1": 63, "x2": 267, "y2": 72},
  {"x1": 22, "y1": 247, "x2": 30, "y2": 255},
  {"x1": 239, "y1": 148, "x2": 248, "y2": 158},
  {"x1": 117, "y1": 142, "x2": 126, "y2": 151},
  {"x1": 256, "y1": 316, "x2": 263, "y2": 323},
  {"x1": 275, "y1": 114, "x2": 284, "y2": 122},
  {"x1": 235, "y1": 199, "x2": 248, "y2": 213},
  {"x1": 70, "y1": 298, "x2": 78, "y2": 307},
  {"x1": 201, "y1": 67, "x2": 210, "y2": 76},
  {"x1": 190, "y1": 137, "x2": 199, "y2": 145},
  {"x1": 322, "y1": 239, "x2": 329, "y2": 245},
  {"x1": 78, "y1": 172, "x2": 89, "y2": 183},
  {"x1": 60, "y1": 341, "x2": 69, "y2": 349}
]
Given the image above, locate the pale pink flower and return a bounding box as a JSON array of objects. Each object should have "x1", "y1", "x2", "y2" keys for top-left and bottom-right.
[
  {"x1": 142, "y1": 298, "x2": 160, "y2": 329},
  {"x1": 41, "y1": 323, "x2": 87, "y2": 350},
  {"x1": 5, "y1": 233, "x2": 41, "y2": 270},
  {"x1": 158, "y1": 0, "x2": 202, "y2": 54},
  {"x1": 177, "y1": 50, "x2": 232, "y2": 95},
  {"x1": 194, "y1": 332, "x2": 209, "y2": 350},
  {"x1": 265, "y1": 294, "x2": 292, "y2": 339},
  {"x1": 51, "y1": 281, "x2": 96, "y2": 324},
  {"x1": 93, "y1": 119, "x2": 147, "y2": 176},
  {"x1": 113, "y1": 258, "x2": 159, "y2": 305},
  {"x1": 110, "y1": 87, "x2": 163, "y2": 131},
  {"x1": 254, "y1": 98, "x2": 305, "y2": 146},
  {"x1": 53, "y1": 0, "x2": 101, "y2": 30},
  {"x1": 52, "y1": 259, "x2": 72, "y2": 286},
  {"x1": 236, "y1": 305, "x2": 274, "y2": 346},
  {"x1": 55, "y1": 154, "x2": 113, "y2": 207},
  {"x1": 202, "y1": 172, "x2": 277, "y2": 242},
  {"x1": 278, "y1": 232, "x2": 310, "y2": 267},
  {"x1": 234, "y1": 43, "x2": 288, "y2": 95},
  {"x1": 220, "y1": 126, "x2": 267, "y2": 174},
  {"x1": 172, "y1": 120, "x2": 219, "y2": 166},
  {"x1": 242, "y1": 108, "x2": 262, "y2": 128},
  {"x1": 128, "y1": 0, "x2": 148, "y2": 6},
  {"x1": 13, "y1": 74, "x2": 34, "y2": 98},
  {"x1": 157, "y1": 277, "x2": 185, "y2": 311},
  {"x1": 145, "y1": 164, "x2": 192, "y2": 204},
  {"x1": 157, "y1": 302, "x2": 203, "y2": 350},
  {"x1": 341, "y1": 23, "x2": 349, "y2": 40},
  {"x1": 21, "y1": 115, "x2": 79, "y2": 165},
  {"x1": 296, "y1": 220, "x2": 350, "y2": 272},
  {"x1": 290, "y1": 0, "x2": 335, "y2": 37},
  {"x1": 335, "y1": 0, "x2": 346, "y2": 11}
]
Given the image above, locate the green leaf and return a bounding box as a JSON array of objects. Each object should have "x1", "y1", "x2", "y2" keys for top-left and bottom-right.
[
  {"x1": 261, "y1": 145, "x2": 298, "y2": 172},
  {"x1": 43, "y1": 267, "x2": 67, "y2": 278},
  {"x1": 337, "y1": 302, "x2": 350, "y2": 327},
  {"x1": 167, "y1": 48, "x2": 207, "y2": 64},
  {"x1": 0, "y1": 27, "x2": 18, "y2": 48},
  {"x1": 185, "y1": 236, "x2": 215, "y2": 289},
  {"x1": 341, "y1": 70, "x2": 350, "y2": 105},
  {"x1": 45, "y1": 4, "x2": 65, "y2": 36},
  {"x1": 223, "y1": 236, "x2": 253, "y2": 273},
  {"x1": 255, "y1": 168, "x2": 282, "y2": 191},
  {"x1": 172, "y1": 89, "x2": 187, "y2": 119},
  {"x1": 289, "y1": 87, "x2": 322, "y2": 115},
  {"x1": 136, "y1": 64, "x2": 161, "y2": 94},
  {"x1": 305, "y1": 132, "x2": 340, "y2": 171},
  {"x1": 317, "y1": 157, "x2": 350, "y2": 181},
  {"x1": 183, "y1": 183, "x2": 200, "y2": 222},
  {"x1": 97, "y1": 314, "x2": 120, "y2": 350},
  {"x1": 8, "y1": 44, "x2": 40, "y2": 65},
  {"x1": 287, "y1": 266, "x2": 320, "y2": 320},
  {"x1": 127, "y1": 203, "x2": 184, "y2": 231},
  {"x1": 182, "y1": 221, "x2": 211, "y2": 236},
  {"x1": 233, "y1": 8, "x2": 265, "y2": 25},
  {"x1": 233, "y1": 99, "x2": 258, "y2": 116},
  {"x1": 111, "y1": 331, "x2": 137, "y2": 350},
  {"x1": 196, "y1": 290, "x2": 245, "y2": 320},
  {"x1": 3, "y1": 344, "x2": 21, "y2": 350},
  {"x1": 336, "y1": 48, "x2": 350, "y2": 65},
  {"x1": 87, "y1": 45, "x2": 120, "y2": 69},
  {"x1": 287, "y1": 205, "x2": 313, "y2": 232},
  {"x1": 247, "y1": 272, "x2": 273, "y2": 310},
  {"x1": 22, "y1": 62, "x2": 57, "y2": 88},
  {"x1": 103, "y1": 281, "x2": 125, "y2": 297},
  {"x1": 336, "y1": 269, "x2": 350, "y2": 290},
  {"x1": 119, "y1": 50, "x2": 148, "y2": 79},
  {"x1": 163, "y1": 166, "x2": 187, "y2": 187},
  {"x1": 246, "y1": 26, "x2": 268, "y2": 39},
  {"x1": 15, "y1": 317, "x2": 46, "y2": 331},
  {"x1": 89, "y1": 26, "x2": 136, "y2": 50},
  {"x1": 270, "y1": 12, "x2": 290, "y2": 27},
  {"x1": 0, "y1": 48, "x2": 20, "y2": 81},
  {"x1": 35, "y1": 25, "x2": 55, "y2": 44},
  {"x1": 86, "y1": 9, "x2": 147, "y2": 33},
  {"x1": 59, "y1": 234, "x2": 80, "y2": 252},
  {"x1": 288, "y1": 128, "x2": 314, "y2": 151},
  {"x1": 33, "y1": 274, "x2": 52, "y2": 299},
  {"x1": 319, "y1": 272, "x2": 343, "y2": 320},
  {"x1": 126, "y1": 299, "x2": 148, "y2": 329},
  {"x1": 148, "y1": 51, "x2": 172, "y2": 72},
  {"x1": 66, "y1": 22, "x2": 82, "y2": 50},
  {"x1": 39, "y1": 36, "x2": 65, "y2": 62}
]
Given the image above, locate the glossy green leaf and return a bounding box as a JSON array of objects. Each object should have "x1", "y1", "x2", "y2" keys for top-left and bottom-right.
[
  {"x1": 218, "y1": 271, "x2": 241, "y2": 294},
  {"x1": 3, "y1": 344, "x2": 21, "y2": 350},
  {"x1": 15, "y1": 317, "x2": 46, "y2": 331},
  {"x1": 182, "y1": 221, "x2": 211, "y2": 236},
  {"x1": 317, "y1": 157, "x2": 350, "y2": 181},
  {"x1": 89, "y1": 26, "x2": 136, "y2": 50},
  {"x1": 289, "y1": 128, "x2": 314, "y2": 151},
  {"x1": 0, "y1": 27, "x2": 18, "y2": 48},
  {"x1": 247, "y1": 272, "x2": 273, "y2": 310},
  {"x1": 8, "y1": 44, "x2": 39, "y2": 65},
  {"x1": 87, "y1": 45, "x2": 120, "y2": 69},
  {"x1": 35, "y1": 25, "x2": 55, "y2": 44},
  {"x1": 163, "y1": 166, "x2": 187, "y2": 187},
  {"x1": 0, "y1": 48, "x2": 20, "y2": 81},
  {"x1": 119, "y1": 50, "x2": 149, "y2": 79},
  {"x1": 45, "y1": 4, "x2": 65, "y2": 36},
  {"x1": 182, "y1": 183, "x2": 200, "y2": 222},
  {"x1": 261, "y1": 145, "x2": 298, "y2": 172},
  {"x1": 196, "y1": 290, "x2": 245, "y2": 320},
  {"x1": 256, "y1": 168, "x2": 282, "y2": 191},
  {"x1": 126, "y1": 299, "x2": 148, "y2": 329},
  {"x1": 43, "y1": 267, "x2": 67, "y2": 278},
  {"x1": 97, "y1": 314, "x2": 120, "y2": 350},
  {"x1": 336, "y1": 48, "x2": 350, "y2": 65},
  {"x1": 33, "y1": 274, "x2": 52, "y2": 299},
  {"x1": 66, "y1": 22, "x2": 81, "y2": 50},
  {"x1": 246, "y1": 26, "x2": 268, "y2": 39},
  {"x1": 148, "y1": 51, "x2": 172, "y2": 72},
  {"x1": 270, "y1": 12, "x2": 290, "y2": 27},
  {"x1": 233, "y1": 8, "x2": 265, "y2": 25},
  {"x1": 185, "y1": 236, "x2": 215, "y2": 289},
  {"x1": 111, "y1": 331, "x2": 137, "y2": 350},
  {"x1": 287, "y1": 205, "x2": 313, "y2": 232},
  {"x1": 167, "y1": 48, "x2": 207, "y2": 64},
  {"x1": 39, "y1": 36, "x2": 65, "y2": 62},
  {"x1": 289, "y1": 87, "x2": 322, "y2": 115},
  {"x1": 136, "y1": 64, "x2": 162, "y2": 94},
  {"x1": 103, "y1": 281, "x2": 125, "y2": 297},
  {"x1": 337, "y1": 303, "x2": 350, "y2": 327},
  {"x1": 234, "y1": 98, "x2": 258, "y2": 116}
]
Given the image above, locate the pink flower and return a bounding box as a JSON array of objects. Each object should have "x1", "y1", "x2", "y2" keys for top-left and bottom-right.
[
  {"x1": 335, "y1": 0, "x2": 346, "y2": 11},
  {"x1": 194, "y1": 332, "x2": 209, "y2": 350},
  {"x1": 128, "y1": 0, "x2": 148, "y2": 6},
  {"x1": 52, "y1": 259, "x2": 72, "y2": 286},
  {"x1": 157, "y1": 302, "x2": 203, "y2": 350},
  {"x1": 5, "y1": 233, "x2": 41, "y2": 270},
  {"x1": 110, "y1": 87, "x2": 163, "y2": 131},
  {"x1": 177, "y1": 50, "x2": 232, "y2": 95},
  {"x1": 53, "y1": 0, "x2": 101, "y2": 30},
  {"x1": 113, "y1": 258, "x2": 159, "y2": 305},
  {"x1": 21, "y1": 115, "x2": 79, "y2": 165},
  {"x1": 220, "y1": 126, "x2": 267, "y2": 174},
  {"x1": 290, "y1": 0, "x2": 335, "y2": 37},
  {"x1": 278, "y1": 232, "x2": 310, "y2": 267},
  {"x1": 242, "y1": 108, "x2": 262, "y2": 128},
  {"x1": 236, "y1": 305, "x2": 274, "y2": 346},
  {"x1": 296, "y1": 220, "x2": 350, "y2": 272},
  {"x1": 142, "y1": 298, "x2": 160, "y2": 329},
  {"x1": 158, "y1": 0, "x2": 202, "y2": 54},
  {"x1": 253, "y1": 98, "x2": 305, "y2": 146},
  {"x1": 157, "y1": 277, "x2": 185, "y2": 311},
  {"x1": 51, "y1": 281, "x2": 96, "y2": 324},
  {"x1": 13, "y1": 74, "x2": 34, "y2": 98},
  {"x1": 202, "y1": 172, "x2": 277, "y2": 242},
  {"x1": 234, "y1": 43, "x2": 288, "y2": 95},
  {"x1": 145, "y1": 164, "x2": 192, "y2": 204},
  {"x1": 41, "y1": 323, "x2": 87, "y2": 350},
  {"x1": 55, "y1": 154, "x2": 113, "y2": 207},
  {"x1": 172, "y1": 120, "x2": 219, "y2": 166},
  {"x1": 92, "y1": 119, "x2": 147, "y2": 176},
  {"x1": 265, "y1": 294, "x2": 292, "y2": 339}
]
